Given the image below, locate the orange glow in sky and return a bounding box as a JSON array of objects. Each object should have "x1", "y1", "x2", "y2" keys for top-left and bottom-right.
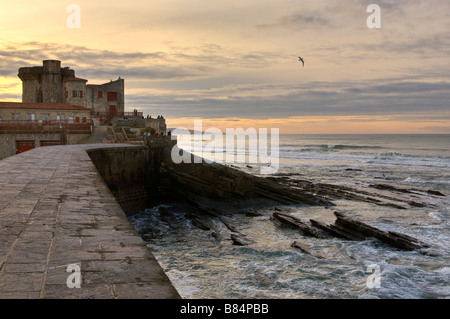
[{"x1": 1, "y1": 1, "x2": 449, "y2": 134}]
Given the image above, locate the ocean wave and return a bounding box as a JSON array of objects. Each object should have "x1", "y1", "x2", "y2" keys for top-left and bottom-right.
[
  {"x1": 404, "y1": 177, "x2": 450, "y2": 185},
  {"x1": 304, "y1": 144, "x2": 383, "y2": 150}
]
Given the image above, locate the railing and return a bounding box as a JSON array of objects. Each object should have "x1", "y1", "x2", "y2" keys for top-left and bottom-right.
[
  {"x1": 91, "y1": 111, "x2": 144, "y2": 118},
  {"x1": 0, "y1": 120, "x2": 93, "y2": 132}
]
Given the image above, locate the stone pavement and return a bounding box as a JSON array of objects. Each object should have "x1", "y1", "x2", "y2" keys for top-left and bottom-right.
[{"x1": 0, "y1": 144, "x2": 180, "y2": 299}]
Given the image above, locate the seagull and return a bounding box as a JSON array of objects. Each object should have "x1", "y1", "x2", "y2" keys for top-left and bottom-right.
[{"x1": 298, "y1": 56, "x2": 305, "y2": 67}]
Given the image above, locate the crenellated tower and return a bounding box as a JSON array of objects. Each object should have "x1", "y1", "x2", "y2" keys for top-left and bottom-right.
[{"x1": 18, "y1": 60, "x2": 75, "y2": 103}]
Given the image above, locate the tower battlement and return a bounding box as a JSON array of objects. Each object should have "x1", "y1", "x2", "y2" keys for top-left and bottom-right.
[
  {"x1": 18, "y1": 60, "x2": 74, "y2": 103},
  {"x1": 17, "y1": 60, "x2": 124, "y2": 115}
]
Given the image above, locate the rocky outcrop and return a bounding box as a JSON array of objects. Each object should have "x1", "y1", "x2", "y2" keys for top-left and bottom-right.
[
  {"x1": 159, "y1": 147, "x2": 334, "y2": 210},
  {"x1": 266, "y1": 177, "x2": 441, "y2": 210},
  {"x1": 331, "y1": 211, "x2": 430, "y2": 251},
  {"x1": 231, "y1": 233, "x2": 253, "y2": 246},
  {"x1": 291, "y1": 240, "x2": 325, "y2": 259},
  {"x1": 271, "y1": 210, "x2": 326, "y2": 238},
  {"x1": 270, "y1": 207, "x2": 431, "y2": 253}
]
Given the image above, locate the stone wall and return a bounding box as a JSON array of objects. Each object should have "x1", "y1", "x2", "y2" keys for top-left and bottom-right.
[
  {"x1": 0, "y1": 132, "x2": 91, "y2": 159},
  {"x1": 110, "y1": 118, "x2": 166, "y2": 134},
  {"x1": 64, "y1": 79, "x2": 88, "y2": 107},
  {"x1": 86, "y1": 79, "x2": 124, "y2": 114},
  {"x1": 87, "y1": 146, "x2": 166, "y2": 215},
  {"x1": 18, "y1": 60, "x2": 73, "y2": 104},
  {"x1": 17, "y1": 60, "x2": 124, "y2": 115}
]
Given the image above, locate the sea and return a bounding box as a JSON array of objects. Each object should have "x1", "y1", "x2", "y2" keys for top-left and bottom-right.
[{"x1": 129, "y1": 134, "x2": 450, "y2": 299}]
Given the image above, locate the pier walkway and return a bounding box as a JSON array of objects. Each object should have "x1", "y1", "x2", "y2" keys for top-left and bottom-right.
[{"x1": 0, "y1": 144, "x2": 180, "y2": 299}]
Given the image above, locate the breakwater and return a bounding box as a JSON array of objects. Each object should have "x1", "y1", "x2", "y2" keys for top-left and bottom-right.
[{"x1": 0, "y1": 143, "x2": 180, "y2": 299}]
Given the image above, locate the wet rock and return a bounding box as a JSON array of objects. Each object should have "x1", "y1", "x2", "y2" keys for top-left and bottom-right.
[
  {"x1": 160, "y1": 157, "x2": 333, "y2": 208},
  {"x1": 330, "y1": 211, "x2": 430, "y2": 251},
  {"x1": 309, "y1": 219, "x2": 366, "y2": 241},
  {"x1": 186, "y1": 212, "x2": 212, "y2": 230},
  {"x1": 231, "y1": 233, "x2": 253, "y2": 246},
  {"x1": 244, "y1": 209, "x2": 264, "y2": 217},
  {"x1": 158, "y1": 206, "x2": 177, "y2": 228},
  {"x1": 272, "y1": 211, "x2": 326, "y2": 238},
  {"x1": 427, "y1": 190, "x2": 445, "y2": 197},
  {"x1": 291, "y1": 241, "x2": 325, "y2": 259},
  {"x1": 219, "y1": 216, "x2": 239, "y2": 232}
]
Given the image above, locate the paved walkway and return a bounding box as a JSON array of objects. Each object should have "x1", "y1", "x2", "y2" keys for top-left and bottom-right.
[{"x1": 0, "y1": 144, "x2": 180, "y2": 299}]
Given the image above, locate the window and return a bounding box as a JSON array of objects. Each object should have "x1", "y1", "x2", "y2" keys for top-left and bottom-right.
[
  {"x1": 40, "y1": 140, "x2": 60, "y2": 147},
  {"x1": 65, "y1": 90, "x2": 68, "y2": 98},
  {"x1": 107, "y1": 92, "x2": 118, "y2": 101},
  {"x1": 82, "y1": 117, "x2": 87, "y2": 123},
  {"x1": 72, "y1": 90, "x2": 83, "y2": 98},
  {"x1": 41, "y1": 113, "x2": 50, "y2": 122},
  {"x1": 75, "y1": 117, "x2": 80, "y2": 123},
  {"x1": 98, "y1": 90, "x2": 103, "y2": 98},
  {"x1": 68, "y1": 116, "x2": 74, "y2": 123},
  {"x1": 17, "y1": 140, "x2": 35, "y2": 146},
  {"x1": 26, "y1": 113, "x2": 35, "y2": 121},
  {"x1": 0, "y1": 117, "x2": 2, "y2": 124}
]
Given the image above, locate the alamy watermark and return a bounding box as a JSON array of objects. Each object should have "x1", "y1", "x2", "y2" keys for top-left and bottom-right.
[
  {"x1": 66, "y1": 4, "x2": 81, "y2": 29},
  {"x1": 170, "y1": 120, "x2": 279, "y2": 174},
  {"x1": 367, "y1": 4, "x2": 381, "y2": 29},
  {"x1": 66, "y1": 263, "x2": 82, "y2": 289},
  {"x1": 66, "y1": 4, "x2": 380, "y2": 29},
  {"x1": 366, "y1": 264, "x2": 381, "y2": 289}
]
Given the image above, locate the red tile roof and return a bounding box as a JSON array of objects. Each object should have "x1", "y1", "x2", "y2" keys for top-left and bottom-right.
[{"x1": 0, "y1": 102, "x2": 90, "y2": 111}]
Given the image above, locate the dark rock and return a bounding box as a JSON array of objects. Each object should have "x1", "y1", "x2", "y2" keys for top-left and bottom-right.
[
  {"x1": 309, "y1": 219, "x2": 366, "y2": 241},
  {"x1": 244, "y1": 210, "x2": 264, "y2": 217},
  {"x1": 407, "y1": 201, "x2": 427, "y2": 208},
  {"x1": 331, "y1": 211, "x2": 430, "y2": 251},
  {"x1": 272, "y1": 211, "x2": 326, "y2": 238},
  {"x1": 291, "y1": 241, "x2": 325, "y2": 259},
  {"x1": 427, "y1": 190, "x2": 445, "y2": 197},
  {"x1": 186, "y1": 212, "x2": 211, "y2": 230},
  {"x1": 219, "y1": 216, "x2": 239, "y2": 232},
  {"x1": 158, "y1": 206, "x2": 177, "y2": 228},
  {"x1": 231, "y1": 233, "x2": 253, "y2": 246}
]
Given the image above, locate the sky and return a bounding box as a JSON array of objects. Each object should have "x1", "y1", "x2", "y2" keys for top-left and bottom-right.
[{"x1": 0, "y1": 0, "x2": 449, "y2": 134}]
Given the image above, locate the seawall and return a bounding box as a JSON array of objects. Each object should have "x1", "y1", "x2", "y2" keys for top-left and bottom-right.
[{"x1": 0, "y1": 143, "x2": 180, "y2": 298}]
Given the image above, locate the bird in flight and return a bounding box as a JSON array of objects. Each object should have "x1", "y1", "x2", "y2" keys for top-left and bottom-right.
[{"x1": 298, "y1": 56, "x2": 305, "y2": 67}]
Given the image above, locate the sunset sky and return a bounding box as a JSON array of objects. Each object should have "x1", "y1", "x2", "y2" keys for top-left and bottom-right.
[{"x1": 0, "y1": 0, "x2": 449, "y2": 133}]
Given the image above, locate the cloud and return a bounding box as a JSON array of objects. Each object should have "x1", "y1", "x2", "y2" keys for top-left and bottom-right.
[
  {"x1": 125, "y1": 78, "x2": 450, "y2": 121},
  {"x1": 0, "y1": 40, "x2": 285, "y2": 83},
  {"x1": 256, "y1": 10, "x2": 331, "y2": 31}
]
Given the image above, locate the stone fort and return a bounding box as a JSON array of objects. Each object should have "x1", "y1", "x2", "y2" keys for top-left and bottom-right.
[{"x1": 18, "y1": 60, "x2": 124, "y2": 116}]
